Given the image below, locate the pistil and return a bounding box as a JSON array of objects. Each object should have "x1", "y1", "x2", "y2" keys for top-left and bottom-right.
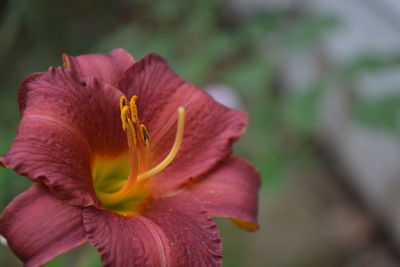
[
  {"x1": 136, "y1": 107, "x2": 184, "y2": 182},
  {"x1": 99, "y1": 95, "x2": 185, "y2": 207}
]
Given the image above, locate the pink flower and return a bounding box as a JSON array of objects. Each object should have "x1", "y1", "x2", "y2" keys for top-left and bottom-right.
[{"x1": 0, "y1": 49, "x2": 260, "y2": 267}]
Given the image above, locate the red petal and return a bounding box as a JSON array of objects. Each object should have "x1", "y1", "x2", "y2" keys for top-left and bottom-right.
[
  {"x1": 0, "y1": 185, "x2": 87, "y2": 267},
  {"x1": 1, "y1": 67, "x2": 126, "y2": 207},
  {"x1": 118, "y1": 54, "x2": 247, "y2": 194},
  {"x1": 63, "y1": 48, "x2": 135, "y2": 86},
  {"x1": 83, "y1": 192, "x2": 222, "y2": 267},
  {"x1": 189, "y1": 157, "x2": 261, "y2": 231}
]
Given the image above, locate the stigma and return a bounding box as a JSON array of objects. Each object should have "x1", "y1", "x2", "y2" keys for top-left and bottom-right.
[{"x1": 99, "y1": 95, "x2": 185, "y2": 206}]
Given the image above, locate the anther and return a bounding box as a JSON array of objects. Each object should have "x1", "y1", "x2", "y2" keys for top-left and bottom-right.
[
  {"x1": 140, "y1": 124, "x2": 150, "y2": 146},
  {"x1": 120, "y1": 96, "x2": 128, "y2": 110},
  {"x1": 130, "y1": 95, "x2": 138, "y2": 123},
  {"x1": 120, "y1": 106, "x2": 129, "y2": 131}
]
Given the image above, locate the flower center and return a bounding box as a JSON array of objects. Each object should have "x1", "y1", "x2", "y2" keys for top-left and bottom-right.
[{"x1": 95, "y1": 95, "x2": 185, "y2": 213}]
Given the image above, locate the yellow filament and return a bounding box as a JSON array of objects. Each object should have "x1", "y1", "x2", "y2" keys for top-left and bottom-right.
[{"x1": 137, "y1": 107, "x2": 185, "y2": 181}]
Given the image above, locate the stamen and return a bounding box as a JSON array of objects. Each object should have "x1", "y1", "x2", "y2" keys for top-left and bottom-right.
[
  {"x1": 118, "y1": 96, "x2": 139, "y2": 193},
  {"x1": 120, "y1": 96, "x2": 128, "y2": 110},
  {"x1": 140, "y1": 124, "x2": 150, "y2": 146},
  {"x1": 130, "y1": 95, "x2": 138, "y2": 123},
  {"x1": 121, "y1": 106, "x2": 137, "y2": 145},
  {"x1": 99, "y1": 97, "x2": 185, "y2": 207},
  {"x1": 139, "y1": 123, "x2": 150, "y2": 171},
  {"x1": 120, "y1": 106, "x2": 128, "y2": 130},
  {"x1": 137, "y1": 107, "x2": 185, "y2": 181}
]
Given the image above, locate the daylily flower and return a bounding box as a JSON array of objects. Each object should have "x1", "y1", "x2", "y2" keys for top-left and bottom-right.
[{"x1": 0, "y1": 49, "x2": 260, "y2": 267}]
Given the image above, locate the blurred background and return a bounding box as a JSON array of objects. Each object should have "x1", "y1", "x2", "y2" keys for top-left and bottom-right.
[{"x1": 1, "y1": 0, "x2": 400, "y2": 266}]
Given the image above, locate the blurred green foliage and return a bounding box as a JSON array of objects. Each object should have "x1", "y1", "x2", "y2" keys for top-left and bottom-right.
[
  {"x1": 0, "y1": 0, "x2": 399, "y2": 266},
  {"x1": 353, "y1": 94, "x2": 400, "y2": 132},
  {"x1": 338, "y1": 55, "x2": 400, "y2": 132}
]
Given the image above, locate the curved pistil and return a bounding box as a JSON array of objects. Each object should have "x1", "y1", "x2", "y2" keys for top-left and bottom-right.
[{"x1": 99, "y1": 96, "x2": 185, "y2": 206}]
